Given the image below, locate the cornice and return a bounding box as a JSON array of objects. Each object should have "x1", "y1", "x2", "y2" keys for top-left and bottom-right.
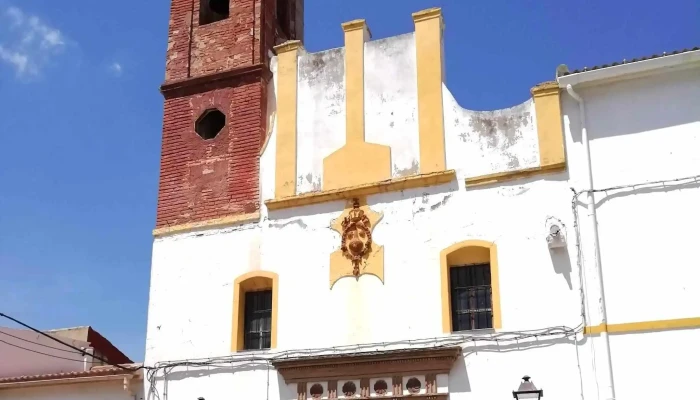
[
  {"x1": 265, "y1": 170, "x2": 456, "y2": 211},
  {"x1": 274, "y1": 40, "x2": 303, "y2": 54},
  {"x1": 160, "y1": 64, "x2": 271, "y2": 99},
  {"x1": 272, "y1": 347, "x2": 461, "y2": 383},
  {"x1": 412, "y1": 8, "x2": 442, "y2": 23},
  {"x1": 530, "y1": 81, "x2": 560, "y2": 97}
]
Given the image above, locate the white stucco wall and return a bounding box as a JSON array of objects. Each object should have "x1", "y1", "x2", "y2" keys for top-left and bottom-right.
[
  {"x1": 293, "y1": 33, "x2": 540, "y2": 195},
  {"x1": 560, "y1": 65, "x2": 700, "y2": 399},
  {"x1": 146, "y1": 30, "x2": 700, "y2": 400},
  {"x1": 444, "y1": 92, "x2": 540, "y2": 179},
  {"x1": 0, "y1": 381, "x2": 144, "y2": 400},
  {"x1": 561, "y1": 66, "x2": 700, "y2": 323},
  {"x1": 147, "y1": 177, "x2": 579, "y2": 353},
  {"x1": 148, "y1": 159, "x2": 583, "y2": 400},
  {"x1": 364, "y1": 33, "x2": 421, "y2": 178},
  {"x1": 295, "y1": 46, "x2": 346, "y2": 194}
]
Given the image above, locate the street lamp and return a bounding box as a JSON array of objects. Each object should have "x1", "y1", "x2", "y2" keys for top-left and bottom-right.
[{"x1": 512, "y1": 376, "x2": 543, "y2": 399}]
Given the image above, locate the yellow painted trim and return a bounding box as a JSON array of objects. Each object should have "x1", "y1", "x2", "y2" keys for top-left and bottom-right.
[
  {"x1": 413, "y1": 8, "x2": 446, "y2": 174},
  {"x1": 464, "y1": 162, "x2": 566, "y2": 187},
  {"x1": 273, "y1": 40, "x2": 301, "y2": 198},
  {"x1": 231, "y1": 270, "x2": 279, "y2": 352},
  {"x1": 322, "y1": 19, "x2": 392, "y2": 191},
  {"x1": 440, "y1": 240, "x2": 502, "y2": 333},
  {"x1": 323, "y1": 142, "x2": 392, "y2": 191},
  {"x1": 531, "y1": 81, "x2": 566, "y2": 168},
  {"x1": 584, "y1": 317, "x2": 700, "y2": 335},
  {"x1": 583, "y1": 324, "x2": 606, "y2": 335},
  {"x1": 265, "y1": 169, "x2": 456, "y2": 211},
  {"x1": 152, "y1": 212, "x2": 260, "y2": 237}
]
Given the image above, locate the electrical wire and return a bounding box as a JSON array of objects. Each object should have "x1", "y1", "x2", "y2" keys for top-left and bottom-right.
[
  {"x1": 144, "y1": 324, "x2": 582, "y2": 399},
  {"x1": 569, "y1": 171, "x2": 700, "y2": 325},
  {"x1": 145, "y1": 328, "x2": 582, "y2": 399},
  {"x1": 0, "y1": 312, "x2": 143, "y2": 372},
  {"x1": 587, "y1": 173, "x2": 700, "y2": 194},
  {"x1": 0, "y1": 328, "x2": 87, "y2": 354},
  {"x1": 568, "y1": 172, "x2": 700, "y2": 399},
  {"x1": 0, "y1": 337, "x2": 94, "y2": 364}
]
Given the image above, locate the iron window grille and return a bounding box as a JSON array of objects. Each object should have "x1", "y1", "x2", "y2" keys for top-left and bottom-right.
[
  {"x1": 243, "y1": 290, "x2": 272, "y2": 350},
  {"x1": 450, "y1": 264, "x2": 493, "y2": 331}
]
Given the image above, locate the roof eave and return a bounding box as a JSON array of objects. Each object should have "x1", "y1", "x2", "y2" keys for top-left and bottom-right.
[
  {"x1": 0, "y1": 372, "x2": 142, "y2": 391},
  {"x1": 557, "y1": 49, "x2": 700, "y2": 89}
]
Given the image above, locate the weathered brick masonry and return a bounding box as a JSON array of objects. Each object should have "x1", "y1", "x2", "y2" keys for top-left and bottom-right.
[{"x1": 156, "y1": 0, "x2": 303, "y2": 228}]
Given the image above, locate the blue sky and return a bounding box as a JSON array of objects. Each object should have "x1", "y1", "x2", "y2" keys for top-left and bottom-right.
[{"x1": 0, "y1": 0, "x2": 697, "y2": 362}]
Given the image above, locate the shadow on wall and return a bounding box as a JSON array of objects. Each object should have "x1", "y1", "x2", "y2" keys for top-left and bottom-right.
[
  {"x1": 550, "y1": 245, "x2": 573, "y2": 290},
  {"x1": 464, "y1": 334, "x2": 582, "y2": 355},
  {"x1": 147, "y1": 337, "x2": 588, "y2": 399},
  {"x1": 370, "y1": 178, "x2": 461, "y2": 208},
  {"x1": 278, "y1": 373, "x2": 297, "y2": 400},
  {"x1": 265, "y1": 174, "x2": 461, "y2": 222},
  {"x1": 449, "y1": 354, "x2": 472, "y2": 393},
  {"x1": 267, "y1": 198, "x2": 347, "y2": 221},
  {"x1": 449, "y1": 335, "x2": 587, "y2": 396},
  {"x1": 465, "y1": 167, "x2": 571, "y2": 193},
  {"x1": 262, "y1": 65, "x2": 278, "y2": 155},
  {"x1": 150, "y1": 361, "x2": 270, "y2": 382},
  {"x1": 594, "y1": 177, "x2": 700, "y2": 209},
  {"x1": 563, "y1": 70, "x2": 700, "y2": 142},
  {"x1": 147, "y1": 361, "x2": 275, "y2": 400}
]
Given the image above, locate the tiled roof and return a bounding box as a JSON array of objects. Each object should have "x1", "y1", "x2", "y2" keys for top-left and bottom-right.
[
  {"x1": 0, "y1": 364, "x2": 142, "y2": 384},
  {"x1": 560, "y1": 46, "x2": 700, "y2": 76}
]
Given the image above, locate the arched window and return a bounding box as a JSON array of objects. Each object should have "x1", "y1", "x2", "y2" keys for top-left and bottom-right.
[
  {"x1": 231, "y1": 271, "x2": 278, "y2": 351},
  {"x1": 440, "y1": 240, "x2": 501, "y2": 332}
]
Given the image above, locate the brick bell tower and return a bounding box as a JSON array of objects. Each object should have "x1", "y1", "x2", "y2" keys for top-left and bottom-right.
[{"x1": 156, "y1": 0, "x2": 303, "y2": 230}]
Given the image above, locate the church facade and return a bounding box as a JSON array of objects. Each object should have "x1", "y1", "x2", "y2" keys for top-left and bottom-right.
[{"x1": 144, "y1": 1, "x2": 700, "y2": 399}]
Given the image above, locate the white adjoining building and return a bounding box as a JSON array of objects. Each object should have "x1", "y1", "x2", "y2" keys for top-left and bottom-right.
[
  {"x1": 145, "y1": 1, "x2": 700, "y2": 399},
  {"x1": 0, "y1": 326, "x2": 143, "y2": 400}
]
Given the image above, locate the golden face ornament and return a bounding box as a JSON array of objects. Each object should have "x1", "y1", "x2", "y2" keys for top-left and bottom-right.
[{"x1": 340, "y1": 199, "x2": 372, "y2": 276}]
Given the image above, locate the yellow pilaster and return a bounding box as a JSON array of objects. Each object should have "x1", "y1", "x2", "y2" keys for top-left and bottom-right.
[
  {"x1": 413, "y1": 8, "x2": 447, "y2": 174},
  {"x1": 531, "y1": 81, "x2": 566, "y2": 168},
  {"x1": 322, "y1": 20, "x2": 391, "y2": 191},
  {"x1": 273, "y1": 40, "x2": 302, "y2": 199}
]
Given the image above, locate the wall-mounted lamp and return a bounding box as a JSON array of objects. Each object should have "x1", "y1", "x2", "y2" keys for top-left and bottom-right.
[
  {"x1": 512, "y1": 375, "x2": 543, "y2": 399},
  {"x1": 545, "y1": 217, "x2": 566, "y2": 249}
]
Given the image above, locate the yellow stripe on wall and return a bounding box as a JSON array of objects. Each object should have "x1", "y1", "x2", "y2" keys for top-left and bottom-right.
[{"x1": 584, "y1": 317, "x2": 700, "y2": 335}]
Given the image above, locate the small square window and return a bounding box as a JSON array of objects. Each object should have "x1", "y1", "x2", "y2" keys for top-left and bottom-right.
[{"x1": 200, "y1": 0, "x2": 229, "y2": 26}]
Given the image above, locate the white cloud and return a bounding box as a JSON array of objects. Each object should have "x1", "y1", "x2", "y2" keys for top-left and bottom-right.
[
  {"x1": 0, "y1": 5, "x2": 67, "y2": 78},
  {"x1": 110, "y1": 61, "x2": 123, "y2": 76},
  {"x1": 0, "y1": 45, "x2": 29, "y2": 74}
]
